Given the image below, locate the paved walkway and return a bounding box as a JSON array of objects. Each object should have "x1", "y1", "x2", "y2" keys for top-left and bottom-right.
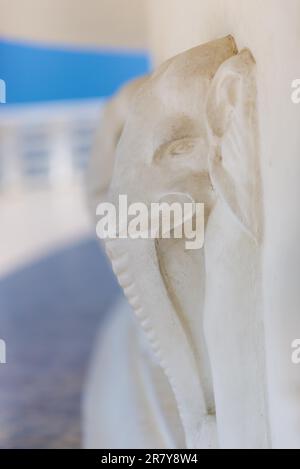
[{"x1": 0, "y1": 238, "x2": 120, "y2": 448}]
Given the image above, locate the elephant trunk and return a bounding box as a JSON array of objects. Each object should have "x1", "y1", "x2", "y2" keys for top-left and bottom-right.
[{"x1": 105, "y1": 236, "x2": 210, "y2": 448}]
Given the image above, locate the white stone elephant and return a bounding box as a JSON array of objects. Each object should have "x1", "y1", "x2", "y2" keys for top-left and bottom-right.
[{"x1": 84, "y1": 35, "x2": 274, "y2": 449}]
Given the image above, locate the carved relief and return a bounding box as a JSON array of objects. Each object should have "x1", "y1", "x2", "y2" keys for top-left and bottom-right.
[{"x1": 87, "y1": 36, "x2": 267, "y2": 449}]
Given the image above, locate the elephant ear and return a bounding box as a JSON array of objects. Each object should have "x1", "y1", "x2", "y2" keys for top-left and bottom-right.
[{"x1": 206, "y1": 49, "x2": 262, "y2": 242}]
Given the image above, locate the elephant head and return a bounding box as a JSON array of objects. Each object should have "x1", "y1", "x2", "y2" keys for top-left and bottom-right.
[{"x1": 100, "y1": 36, "x2": 265, "y2": 448}]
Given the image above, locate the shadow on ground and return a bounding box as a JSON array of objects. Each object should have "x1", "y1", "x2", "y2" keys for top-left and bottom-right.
[{"x1": 0, "y1": 237, "x2": 121, "y2": 448}]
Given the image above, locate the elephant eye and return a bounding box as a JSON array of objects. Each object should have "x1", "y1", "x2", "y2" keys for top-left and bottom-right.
[
  {"x1": 168, "y1": 138, "x2": 197, "y2": 156},
  {"x1": 153, "y1": 137, "x2": 202, "y2": 164}
]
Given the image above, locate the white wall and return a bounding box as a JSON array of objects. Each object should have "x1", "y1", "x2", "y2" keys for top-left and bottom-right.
[{"x1": 0, "y1": 0, "x2": 148, "y2": 49}]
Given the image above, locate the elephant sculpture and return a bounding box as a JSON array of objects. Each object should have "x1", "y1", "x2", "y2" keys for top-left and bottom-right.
[{"x1": 85, "y1": 36, "x2": 269, "y2": 449}]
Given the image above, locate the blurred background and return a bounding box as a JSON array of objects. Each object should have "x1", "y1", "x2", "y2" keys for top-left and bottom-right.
[{"x1": 0, "y1": 0, "x2": 150, "y2": 448}]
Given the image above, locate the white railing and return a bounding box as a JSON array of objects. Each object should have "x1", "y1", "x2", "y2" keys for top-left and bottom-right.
[{"x1": 0, "y1": 99, "x2": 104, "y2": 193}]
